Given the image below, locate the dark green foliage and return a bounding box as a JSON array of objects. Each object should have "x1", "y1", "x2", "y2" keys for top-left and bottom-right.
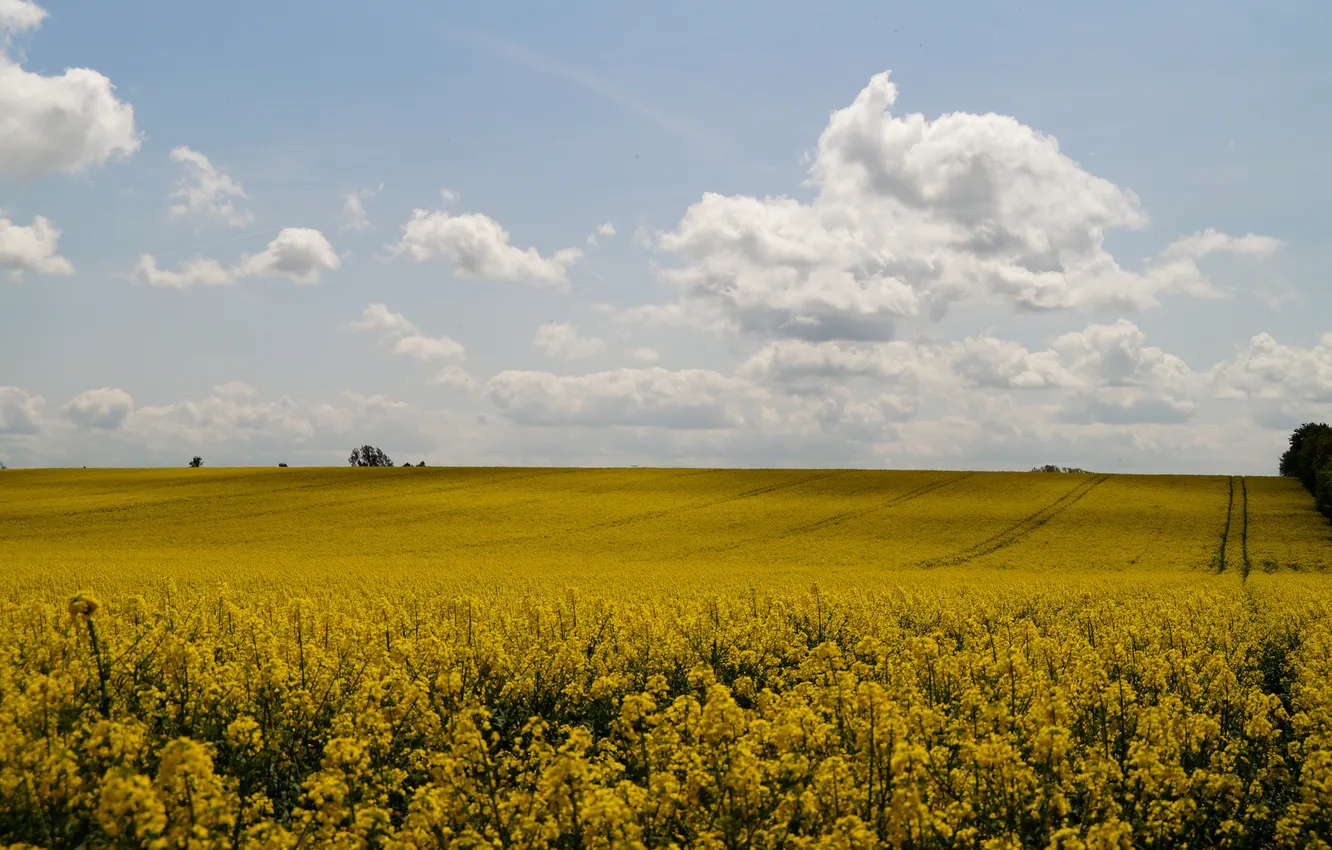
[
  {"x1": 1031, "y1": 464, "x2": 1090, "y2": 473},
  {"x1": 189, "y1": 456, "x2": 204, "y2": 468},
  {"x1": 1279, "y1": 423, "x2": 1332, "y2": 519},
  {"x1": 417, "y1": 461, "x2": 426, "y2": 467},
  {"x1": 348, "y1": 445, "x2": 393, "y2": 467}
]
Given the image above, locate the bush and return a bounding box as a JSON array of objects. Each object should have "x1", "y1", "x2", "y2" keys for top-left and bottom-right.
[
  {"x1": 189, "y1": 456, "x2": 203, "y2": 468},
  {"x1": 417, "y1": 461, "x2": 426, "y2": 467},
  {"x1": 1031, "y1": 465, "x2": 1090, "y2": 473},
  {"x1": 278, "y1": 463, "x2": 288, "y2": 468}
]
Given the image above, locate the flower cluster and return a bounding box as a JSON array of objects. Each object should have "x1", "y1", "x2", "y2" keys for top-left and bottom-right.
[{"x1": 1, "y1": 572, "x2": 1329, "y2": 848}]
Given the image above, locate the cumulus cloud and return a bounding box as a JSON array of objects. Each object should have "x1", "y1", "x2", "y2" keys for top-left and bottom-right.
[
  {"x1": 533, "y1": 322, "x2": 606, "y2": 361},
  {"x1": 486, "y1": 367, "x2": 749, "y2": 428},
  {"x1": 352, "y1": 303, "x2": 469, "y2": 383},
  {"x1": 630, "y1": 347, "x2": 659, "y2": 363},
  {"x1": 168, "y1": 147, "x2": 253, "y2": 228},
  {"x1": 739, "y1": 339, "x2": 939, "y2": 388},
  {"x1": 949, "y1": 336, "x2": 1073, "y2": 389},
  {"x1": 586, "y1": 221, "x2": 616, "y2": 246},
  {"x1": 432, "y1": 366, "x2": 473, "y2": 389},
  {"x1": 394, "y1": 208, "x2": 582, "y2": 287},
  {"x1": 133, "y1": 254, "x2": 231, "y2": 288},
  {"x1": 0, "y1": 0, "x2": 46, "y2": 32},
  {"x1": 0, "y1": 3, "x2": 140, "y2": 179},
  {"x1": 232, "y1": 227, "x2": 340, "y2": 284},
  {"x1": 62, "y1": 387, "x2": 133, "y2": 429},
  {"x1": 1210, "y1": 333, "x2": 1332, "y2": 428},
  {"x1": 393, "y1": 334, "x2": 465, "y2": 363},
  {"x1": 736, "y1": 319, "x2": 1200, "y2": 425},
  {"x1": 340, "y1": 184, "x2": 381, "y2": 232},
  {"x1": 213, "y1": 380, "x2": 256, "y2": 397},
  {"x1": 0, "y1": 212, "x2": 73, "y2": 279},
  {"x1": 637, "y1": 71, "x2": 1278, "y2": 341},
  {"x1": 0, "y1": 386, "x2": 43, "y2": 434},
  {"x1": 351, "y1": 302, "x2": 419, "y2": 336},
  {"x1": 136, "y1": 228, "x2": 341, "y2": 287}
]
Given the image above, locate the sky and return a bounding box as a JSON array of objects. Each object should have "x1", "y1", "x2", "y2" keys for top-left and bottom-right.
[{"x1": 1, "y1": 0, "x2": 1330, "y2": 473}]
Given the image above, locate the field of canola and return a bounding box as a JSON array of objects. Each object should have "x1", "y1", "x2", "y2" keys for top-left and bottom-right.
[{"x1": 3, "y1": 468, "x2": 1332, "y2": 849}]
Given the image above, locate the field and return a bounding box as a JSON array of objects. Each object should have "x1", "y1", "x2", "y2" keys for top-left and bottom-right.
[{"x1": 3, "y1": 468, "x2": 1332, "y2": 849}]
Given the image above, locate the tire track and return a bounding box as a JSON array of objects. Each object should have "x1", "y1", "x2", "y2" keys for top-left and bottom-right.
[
  {"x1": 449, "y1": 470, "x2": 849, "y2": 549},
  {"x1": 1216, "y1": 476, "x2": 1235, "y2": 573},
  {"x1": 596, "y1": 470, "x2": 845, "y2": 531},
  {"x1": 691, "y1": 472, "x2": 977, "y2": 556},
  {"x1": 771, "y1": 472, "x2": 977, "y2": 538},
  {"x1": 919, "y1": 474, "x2": 1111, "y2": 568},
  {"x1": 1240, "y1": 476, "x2": 1252, "y2": 581}
]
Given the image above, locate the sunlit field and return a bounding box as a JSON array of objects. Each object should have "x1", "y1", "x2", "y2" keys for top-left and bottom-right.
[{"x1": 3, "y1": 468, "x2": 1332, "y2": 848}]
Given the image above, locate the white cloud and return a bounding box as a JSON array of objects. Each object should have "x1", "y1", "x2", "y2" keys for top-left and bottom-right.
[
  {"x1": 0, "y1": 213, "x2": 73, "y2": 279},
  {"x1": 62, "y1": 387, "x2": 132, "y2": 429},
  {"x1": 630, "y1": 347, "x2": 659, "y2": 363},
  {"x1": 232, "y1": 227, "x2": 340, "y2": 284},
  {"x1": 486, "y1": 367, "x2": 749, "y2": 428},
  {"x1": 586, "y1": 221, "x2": 616, "y2": 246},
  {"x1": 1158, "y1": 229, "x2": 1284, "y2": 262},
  {"x1": 636, "y1": 72, "x2": 1278, "y2": 341},
  {"x1": 168, "y1": 147, "x2": 253, "y2": 228},
  {"x1": 0, "y1": 386, "x2": 43, "y2": 434},
  {"x1": 1211, "y1": 332, "x2": 1332, "y2": 428},
  {"x1": 340, "y1": 184, "x2": 381, "y2": 232},
  {"x1": 949, "y1": 336, "x2": 1073, "y2": 389},
  {"x1": 738, "y1": 339, "x2": 938, "y2": 387},
  {"x1": 394, "y1": 208, "x2": 582, "y2": 287},
  {"x1": 134, "y1": 227, "x2": 340, "y2": 287},
  {"x1": 212, "y1": 380, "x2": 256, "y2": 397},
  {"x1": 393, "y1": 334, "x2": 466, "y2": 362},
  {"x1": 133, "y1": 254, "x2": 231, "y2": 288},
  {"x1": 1045, "y1": 320, "x2": 1198, "y2": 423},
  {"x1": 432, "y1": 365, "x2": 473, "y2": 389},
  {"x1": 351, "y1": 303, "x2": 419, "y2": 336},
  {"x1": 0, "y1": 3, "x2": 140, "y2": 179},
  {"x1": 352, "y1": 303, "x2": 467, "y2": 373},
  {"x1": 0, "y1": 0, "x2": 46, "y2": 32},
  {"x1": 533, "y1": 322, "x2": 606, "y2": 361}
]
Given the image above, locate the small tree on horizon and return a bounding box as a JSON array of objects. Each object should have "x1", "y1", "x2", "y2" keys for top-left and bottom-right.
[
  {"x1": 189, "y1": 456, "x2": 204, "y2": 468},
  {"x1": 349, "y1": 445, "x2": 393, "y2": 467}
]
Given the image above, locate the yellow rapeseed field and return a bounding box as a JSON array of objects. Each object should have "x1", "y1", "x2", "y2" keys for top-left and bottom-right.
[{"x1": 2, "y1": 467, "x2": 1332, "y2": 848}]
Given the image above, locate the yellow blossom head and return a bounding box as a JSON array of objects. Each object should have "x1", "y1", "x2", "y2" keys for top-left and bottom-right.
[{"x1": 69, "y1": 592, "x2": 102, "y2": 620}]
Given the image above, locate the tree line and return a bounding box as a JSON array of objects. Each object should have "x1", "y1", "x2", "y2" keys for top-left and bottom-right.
[{"x1": 1281, "y1": 423, "x2": 1332, "y2": 520}]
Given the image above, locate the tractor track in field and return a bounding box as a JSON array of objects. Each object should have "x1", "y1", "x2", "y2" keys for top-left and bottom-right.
[
  {"x1": 1214, "y1": 476, "x2": 1241, "y2": 575},
  {"x1": 919, "y1": 474, "x2": 1112, "y2": 568},
  {"x1": 444, "y1": 470, "x2": 848, "y2": 550},
  {"x1": 1220, "y1": 476, "x2": 1246, "y2": 583},
  {"x1": 690, "y1": 472, "x2": 977, "y2": 557},
  {"x1": 594, "y1": 471, "x2": 846, "y2": 532}
]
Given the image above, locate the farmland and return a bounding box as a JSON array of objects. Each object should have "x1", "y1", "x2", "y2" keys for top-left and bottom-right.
[
  {"x1": 3, "y1": 467, "x2": 1329, "y2": 595},
  {"x1": 3, "y1": 468, "x2": 1332, "y2": 848}
]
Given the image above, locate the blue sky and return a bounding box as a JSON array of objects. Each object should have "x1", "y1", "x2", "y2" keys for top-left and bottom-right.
[{"x1": 1, "y1": 0, "x2": 1329, "y2": 472}]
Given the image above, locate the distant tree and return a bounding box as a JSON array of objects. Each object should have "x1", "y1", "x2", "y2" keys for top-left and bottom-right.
[
  {"x1": 0, "y1": 460, "x2": 6, "y2": 470},
  {"x1": 349, "y1": 445, "x2": 393, "y2": 467},
  {"x1": 417, "y1": 461, "x2": 426, "y2": 467},
  {"x1": 189, "y1": 456, "x2": 204, "y2": 468},
  {"x1": 1031, "y1": 464, "x2": 1090, "y2": 473},
  {"x1": 278, "y1": 463, "x2": 288, "y2": 468},
  {"x1": 1280, "y1": 423, "x2": 1332, "y2": 519}
]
